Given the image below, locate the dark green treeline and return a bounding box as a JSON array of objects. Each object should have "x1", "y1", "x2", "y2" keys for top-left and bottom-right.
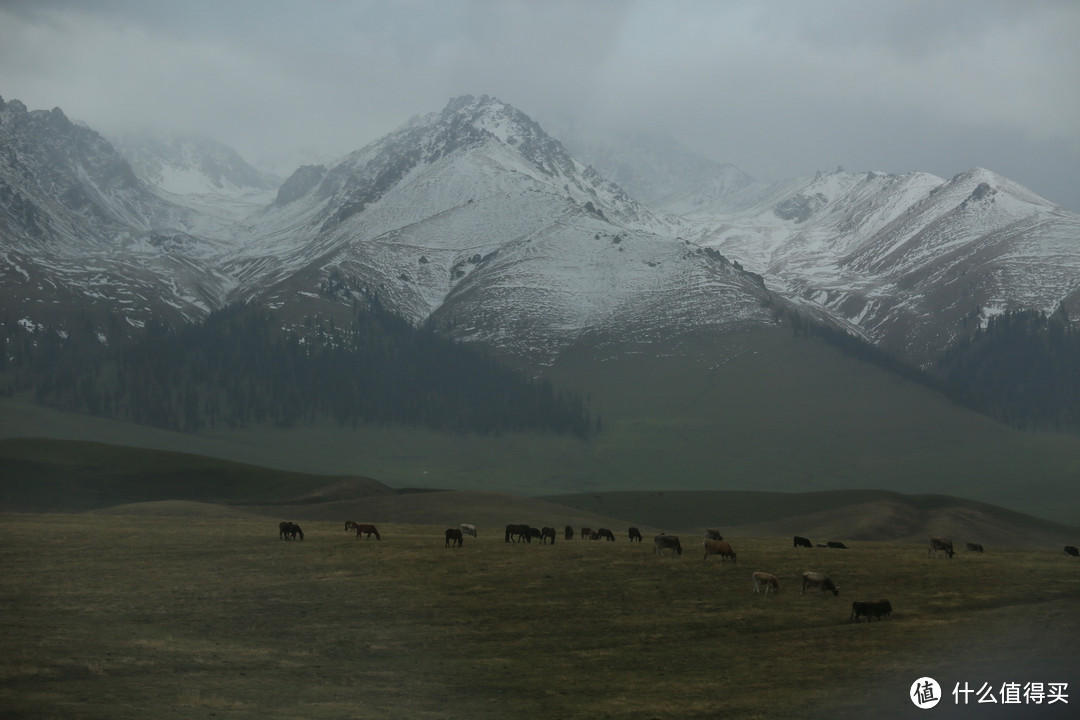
[{"x1": 3, "y1": 302, "x2": 594, "y2": 438}]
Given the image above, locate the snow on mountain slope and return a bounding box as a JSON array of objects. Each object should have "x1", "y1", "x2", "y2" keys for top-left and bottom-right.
[
  {"x1": 0, "y1": 96, "x2": 236, "y2": 326},
  {"x1": 226, "y1": 96, "x2": 773, "y2": 361},
  {"x1": 4, "y1": 92, "x2": 1078, "y2": 369},
  {"x1": 682, "y1": 167, "x2": 1080, "y2": 363}
]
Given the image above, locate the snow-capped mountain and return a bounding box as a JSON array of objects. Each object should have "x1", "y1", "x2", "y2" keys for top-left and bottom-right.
[
  {"x1": 223, "y1": 95, "x2": 773, "y2": 361},
  {"x1": 3, "y1": 92, "x2": 1078, "y2": 368},
  {"x1": 0, "y1": 94, "x2": 782, "y2": 361},
  {"x1": 0, "y1": 96, "x2": 236, "y2": 327},
  {"x1": 679, "y1": 167, "x2": 1080, "y2": 363}
]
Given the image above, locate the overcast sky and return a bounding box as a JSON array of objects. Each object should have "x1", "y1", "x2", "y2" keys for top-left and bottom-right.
[{"x1": 2, "y1": 0, "x2": 1079, "y2": 211}]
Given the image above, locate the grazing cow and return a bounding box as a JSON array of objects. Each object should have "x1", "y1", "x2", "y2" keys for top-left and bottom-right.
[
  {"x1": 704, "y1": 528, "x2": 724, "y2": 541},
  {"x1": 565, "y1": 525, "x2": 574, "y2": 541},
  {"x1": 752, "y1": 572, "x2": 780, "y2": 597},
  {"x1": 704, "y1": 540, "x2": 737, "y2": 562},
  {"x1": 827, "y1": 541, "x2": 848, "y2": 549},
  {"x1": 654, "y1": 534, "x2": 683, "y2": 556},
  {"x1": 445, "y1": 528, "x2": 463, "y2": 548},
  {"x1": 801, "y1": 571, "x2": 839, "y2": 596},
  {"x1": 279, "y1": 521, "x2": 303, "y2": 540},
  {"x1": 505, "y1": 524, "x2": 531, "y2": 543},
  {"x1": 596, "y1": 528, "x2": 615, "y2": 542},
  {"x1": 793, "y1": 535, "x2": 813, "y2": 548},
  {"x1": 460, "y1": 523, "x2": 477, "y2": 538},
  {"x1": 1065, "y1": 545, "x2": 1079, "y2": 557},
  {"x1": 965, "y1": 542, "x2": 984, "y2": 553},
  {"x1": 353, "y1": 523, "x2": 380, "y2": 540},
  {"x1": 541, "y1": 527, "x2": 557, "y2": 545},
  {"x1": 928, "y1": 537, "x2": 955, "y2": 559},
  {"x1": 628, "y1": 527, "x2": 643, "y2": 542},
  {"x1": 850, "y1": 599, "x2": 893, "y2": 622}
]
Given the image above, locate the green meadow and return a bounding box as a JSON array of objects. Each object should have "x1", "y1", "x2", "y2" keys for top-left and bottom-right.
[
  {"x1": 1, "y1": 512, "x2": 1077, "y2": 719},
  {"x1": 5, "y1": 327, "x2": 1080, "y2": 523}
]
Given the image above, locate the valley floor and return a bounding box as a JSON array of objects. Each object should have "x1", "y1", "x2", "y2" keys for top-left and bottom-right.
[{"x1": 1, "y1": 513, "x2": 1077, "y2": 719}]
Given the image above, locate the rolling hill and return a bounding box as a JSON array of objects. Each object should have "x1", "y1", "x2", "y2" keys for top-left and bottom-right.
[{"x1": 3, "y1": 436, "x2": 1076, "y2": 548}]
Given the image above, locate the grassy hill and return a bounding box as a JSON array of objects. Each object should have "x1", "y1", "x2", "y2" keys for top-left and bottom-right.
[
  {"x1": 3, "y1": 326, "x2": 1080, "y2": 524},
  {"x1": 0, "y1": 437, "x2": 391, "y2": 512},
  {"x1": 3, "y1": 438, "x2": 1076, "y2": 547}
]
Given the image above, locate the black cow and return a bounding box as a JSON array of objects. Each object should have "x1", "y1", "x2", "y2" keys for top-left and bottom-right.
[
  {"x1": 793, "y1": 535, "x2": 812, "y2": 548},
  {"x1": 827, "y1": 541, "x2": 848, "y2": 549},
  {"x1": 851, "y1": 599, "x2": 892, "y2": 622}
]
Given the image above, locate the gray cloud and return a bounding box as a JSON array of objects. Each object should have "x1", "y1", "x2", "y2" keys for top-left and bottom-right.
[{"x1": 1, "y1": 0, "x2": 1077, "y2": 210}]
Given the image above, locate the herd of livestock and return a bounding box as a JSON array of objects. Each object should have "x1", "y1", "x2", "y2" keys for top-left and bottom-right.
[{"x1": 279, "y1": 520, "x2": 1080, "y2": 623}]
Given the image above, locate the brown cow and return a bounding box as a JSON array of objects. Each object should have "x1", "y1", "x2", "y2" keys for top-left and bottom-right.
[
  {"x1": 752, "y1": 572, "x2": 779, "y2": 597},
  {"x1": 928, "y1": 537, "x2": 955, "y2": 559},
  {"x1": 704, "y1": 540, "x2": 736, "y2": 562}
]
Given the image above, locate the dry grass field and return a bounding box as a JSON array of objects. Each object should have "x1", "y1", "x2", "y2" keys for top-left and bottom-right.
[{"x1": 1, "y1": 512, "x2": 1078, "y2": 720}]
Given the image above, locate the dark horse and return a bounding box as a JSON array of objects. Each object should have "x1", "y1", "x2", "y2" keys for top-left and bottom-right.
[
  {"x1": 541, "y1": 527, "x2": 557, "y2": 544},
  {"x1": 279, "y1": 521, "x2": 303, "y2": 540},
  {"x1": 352, "y1": 523, "x2": 381, "y2": 540},
  {"x1": 445, "y1": 528, "x2": 463, "y2": 548},
  {"x1": 628, "y1": 527, "x2": 643, "y2": 542},
  {"x1": 596, "y1": 528, "x2": 615, "y2": 542},
  {"x1": 565, "y1": 525, "x2": 575, "y2": 541},
  {"x1": 505, "y1": 524, "x2": 531, "y2": 543}
]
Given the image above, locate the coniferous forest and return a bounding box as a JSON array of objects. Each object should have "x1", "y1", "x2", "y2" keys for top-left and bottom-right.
[
  {"x1": 934, "y1": 309, "x2": 1080, "y2": 431},
  {"x1": 1, "y1": 301, "x2": 594, "y2": 438},
  {"x1": 4, "y1": 301, "x2": 1080, "y2": 437}
]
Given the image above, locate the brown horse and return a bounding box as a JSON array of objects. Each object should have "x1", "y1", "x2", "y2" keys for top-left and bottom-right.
[
  {"x1": 353, "y1": 523, "x2": 381, "y2": 540},
  {"x1": 445, "y1": 528, "x2": 463, "y2": 547},
  {"x1": 564, "y1": 525, "x2": 574, "y2": 541},
  {"x1": 628, "y1": 527, "x2": 643, "y2": 542},
  {"x1": 541, "y1": 527, "x2": 557, "y2": 544}
]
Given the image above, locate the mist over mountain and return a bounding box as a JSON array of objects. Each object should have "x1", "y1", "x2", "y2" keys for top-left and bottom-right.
[
  {"x1": 3, "y1": 92, "x2": 1080, "y2": 438},
  {"x1": 109, "y1": 131, "x2": 281, "y2": 197}
]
